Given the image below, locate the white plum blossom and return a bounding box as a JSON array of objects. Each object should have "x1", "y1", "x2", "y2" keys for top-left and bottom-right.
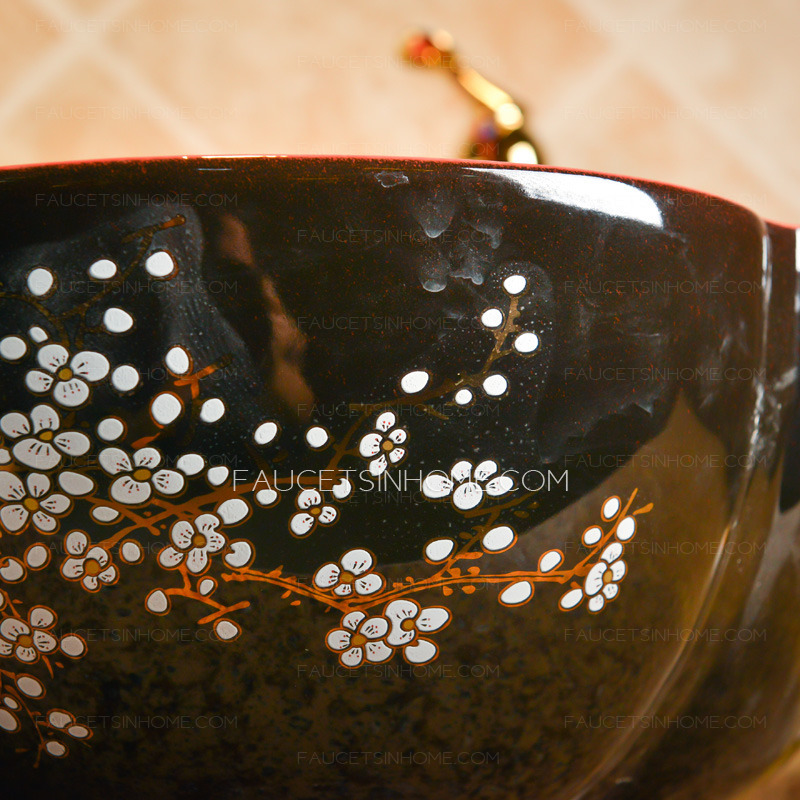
[
  {"x1": 0, "y1": 404, "x2": 90, "y2": 470},
  {"x1": 313, "y1": 548, "x2": 384, "y2": 597},
  {"x1": 25, "y1": 344, "x2": 109, "y2": 408},
  {"x1": 384, "y1": 599, "x2": 451, "y2": 664},
  {"x1": 358, "y1": 411, "x2": 408, "y2": 477},
  {"x1": 559, "y1": 542, "x2": 628, "y2": 614},
  {"x1": 325, "y1": 611, "x2": 393, "y2": 667},
  {"x1": 158, "y1": 514, "x2": 227, "y2": 575},
  {"x1": 99, "y1": 446, "x2": 184, "y2": 505},
  {"x1": 0, "y1": 472, "x2": 71, "y2": 534},
  {"x1": 0, "y1": 606, "x2": 58, "y2": 663},
  {"x1": 583, "y1": 542, "x2": 627, "y2": 613},
  {"x1": 289, "y1": 489, "x2": 338, "y2": 537},
  {"x1": 422, "y1": 459, "x2": 514, "y2": 511},
  {"x1": 60, "y1": 530, "x2": 118, "y2": 592}
]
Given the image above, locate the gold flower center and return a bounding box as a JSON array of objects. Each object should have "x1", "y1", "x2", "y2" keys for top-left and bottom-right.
[
  {"x1": 339, "y1": 570, "x2": 355, "y2": 585},
  {"x1": 23, "y1": 498, "x2": 39, "y2": 512},
  {"x1": 17, "y1": 634, "x2": 33, "y2": 648},
  {"x1": 602, "y1": 569, "x2": 614, "y2": 585},
  {"x1": 84, "y1": 558, "x2": 103, "y2": 577},
  {"x1": 57, "y1": 367, "x2": 73, "y2": 381},
  {"x1": 132, "y1": 468, "x2": 151, "y2": 481},
  {"x1": 400, "y1": 619, "x2": 416, "y2": 632},
  {"x1": 351, "y1": 633, "x2": 367, "y2": 648},
  {"x1": 381, "y1": 439, "x2": 394, "y2": 452},
  {"x1": 39, "y1": 430, "x2": 54, "y2": 442},
  {"x1": 191, "y1": 533, "x2": 207, "y2": 548},
  {"x1": 309, "y1": 507, "x2": 321, "y2": 517}
]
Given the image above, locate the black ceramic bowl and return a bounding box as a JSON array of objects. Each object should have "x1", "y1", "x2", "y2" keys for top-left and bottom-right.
[{"x1": 0, "y1": 155, "x2": 798, "y2": 800}]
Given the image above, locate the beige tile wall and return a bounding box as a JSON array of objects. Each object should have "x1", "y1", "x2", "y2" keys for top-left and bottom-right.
[
  {"x1": 2, "y1": 0, "x2": 800, "y2": 796},
  {"x1": 1, "y1": 0, "x2": 798, "y2": 225}
]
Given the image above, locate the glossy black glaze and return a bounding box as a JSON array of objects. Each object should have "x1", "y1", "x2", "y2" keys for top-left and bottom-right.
[{"x1": 0, "y1": 156, "x2": 796, "y2": 799}]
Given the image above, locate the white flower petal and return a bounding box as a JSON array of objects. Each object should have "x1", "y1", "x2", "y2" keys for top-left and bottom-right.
[
  {"x1": 0, "y1": 413, "x2": 30, "y2": 438},
  {"x1": 0, "y1": 473, "x2": 25, "y2": 501},
  {"x1": 32, "y1": 631, "x2": 57, "y2": 653},
  {"x1": 318, "y1": 506, "x2": 338, "y2": 525},
  {"x1": 0, "y1": 618, "x2": 29, "y2": 640},
  {"x1": 296, "y1": 489, "x2": 321, "y2": 510},
  {"x1": 364, "y1": 641, "x2": 393, "y2": 663},
  {"x1": 57, "y1": 471, "x2": 94, "y2": 496},
  {"x1": 170, "y1": 521, "x2": 194, "y2": 549},
  {"x1": 24, "y1": 370, "x2": 54, "y2": 394},
  {"x1": 341, "y1": 611, "x2": 366, "y2": 631},
  {"x1": 374, "y1": 411, "x2": 396, "y2": 433},
  {"x1": 98, "y1": 447, "x2": 133, "y2": 475},
  {"x1": 216, "y1": 498, "x2": 249, "y2": 525},
  {"x1": 255, "y1": 488, "x2": 278, "y2": 507},
  {"x1": 340, "y1": 549, "x2": 373, "y2": 575},
  {"x1": 359, "y1": 617, "x2": 388, "y2": 640},
  {"x1": 31, "y1": 511, "x2": 57, "y2": 532},
  {"x1": 289, "y1": 513, "x2": 315, "y2": 536},
  {"x1": 499, "y1": 581, "x2": 534, "y2": 606},
  {"x1": 313, "y1": 564, "x2": 341, "y2": 589},
  {"x1": 152, "y1": 470, "x2": 184, "y2": 496},
  {"x1": 12, "y1": 439, "x2": 60, "y2": 470},
  {"x1": 388, "y1": 447, "x2": 406, "y2": 464},
  {"x1": 29, "y1": 404, "x2": 59, "y2": 433},
  {"x1": 601, "y1": 542, "x2": 624, "y2": 564},
  {"x1": 359, "y1": 432, "x2": 382, "y2": 458},
  {"x1": 70, "y1": 350, "x2": 110, "y2": 383},
  {"x1": 39, "y1": 493, "x2": 70, "y2": 515},
  {"x1": 37, "y1": 344, "x2": 68, "y2": 372},
  {"x1": 399, "y1": 370, "x2": 429, "y2": 394},
  {"x1": 587, "y1": 594, "x2": 606, "y2": 613},
  {"x1": 60, "y1": 558, "x2": 85, "y2": 579},
  {"x1": 158, "y1": 546, "x2": 184, "y2": 569},
  {"x1": 331, "y1": 478, "x2": 352, "y2": 501},
  {"x1": 185, "y1": 548, "x2": 209, "y2": 574},
  {"x1": 369, "y1": 454, "x2": 388, "y2": 477},
  {"x1": 386, "y1": 599, "x2": 418, "y2": 622},
  {"x1": 584, "y1": 563, "x2": 606, "y2": 596},
  {"x1": 422, "y1": 473, "x2": 453, "y2": 499},
  {"x1": 602, "y1": 582, "x2": 619, "y2": 601},
  {"x1": 110, "y1": 476, "x2": 151, "y2": 505},
  {"x1": 474, "y1": 460, "x2": 498, "y2": 482},
  {"x1": 133, "y1": 448, "x2": 161, "y2": 469},
  {"x1": 0, "y1": 505, "x2": 28, "y2": 532},
  {"x1": 26, "y1": 472, "x2": 51, "y2": 497},
  {"x1": 65, "y1": 530, "x2": 88, "y2": 556},
  {"x1": 340, "y1": 646, "x2": 364, "y2": 668},
  {"x1": 416, "y1": 607, "x2": 450, "y2": 633},
  {"x1": 450, "y1": 460, "x2": 473, "y2": 483},
  {"x1": 15, "y1": 645, "x2": 38, "y2": 663},
  {"x1": 452, "y1": 482, "x2": 483, "y2": 510},
  {"x1": 53, "y1": 378, "x2": 90, "y2": 408},
  {"x1": 60, "y1": 634, "x2": 86, "y2": 657},
  {"x1": 354, "y1": 572, "x2": 383, "y2": 596},
  {"x1": 326, "y1": 629, "x2": 351, "y2": 651},
  {"x1": 404, "y1": 638, "x2": 438, "y2": 665},
  {"x1": 485, "y1": 475, "x2": 514, "y2": 496},
  {"x1": 610, "y1": 560, "x2": 627, "y2": 582},
  {"x1": 175, "y1": 453, "x2": 204, "y2": 476},
  {"x1": 388, "y1": 428, "x2": 407, "y2": 445}
]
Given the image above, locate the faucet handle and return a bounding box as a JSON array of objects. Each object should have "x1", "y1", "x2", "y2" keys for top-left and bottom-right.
[{"x1": 402, "y1": 29, "x2": 543, "y2": 164}]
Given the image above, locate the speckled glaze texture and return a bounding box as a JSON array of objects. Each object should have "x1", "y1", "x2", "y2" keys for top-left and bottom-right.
[{"x1": 0, "y1": 156, "x2": 797, "y2": 800}]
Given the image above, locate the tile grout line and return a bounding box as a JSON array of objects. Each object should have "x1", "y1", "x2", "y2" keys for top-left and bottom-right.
[{"x1": 557, "y1": 0, "x2": 800, "y2": 218}]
